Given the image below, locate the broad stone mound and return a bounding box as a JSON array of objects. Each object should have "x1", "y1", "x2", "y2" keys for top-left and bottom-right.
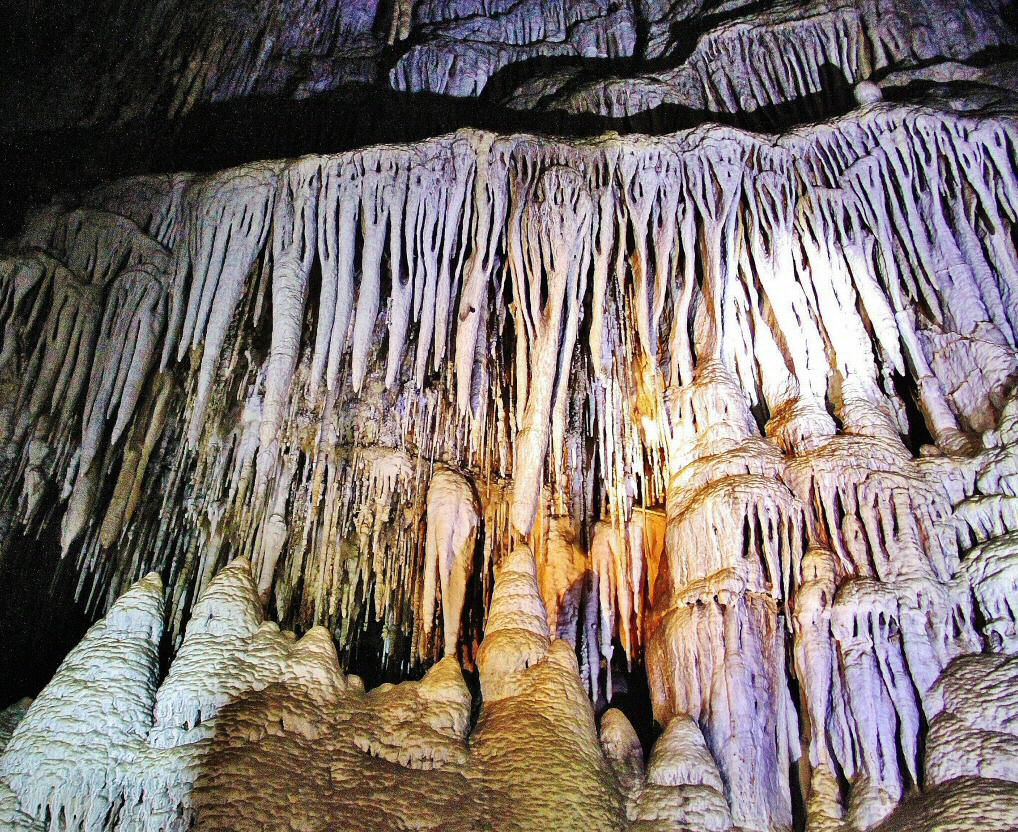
[
  {"x1": 189, "y1": 652, "x2": 483, "y2": 832},
  {"x1": 874, "y1": 777, "x2": 1018, "y2": 832}
]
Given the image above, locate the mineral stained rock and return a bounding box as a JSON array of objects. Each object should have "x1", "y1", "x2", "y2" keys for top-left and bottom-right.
[{"x1": 4, "y1": 0, "x2": 1018, "y2": 830}]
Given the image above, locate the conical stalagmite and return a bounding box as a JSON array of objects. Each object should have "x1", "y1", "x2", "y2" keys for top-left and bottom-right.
[
  {"x1": 599, "y1": 708, "x2": 645, "y2": 797},
  {"x1": 471, "y1": 543, "x2": 626, "y2": 831},
  {"x1": 629, "y1": 715, "x2": 734, "y2": 832},
  {"x1": 476, "y1": 545, "x2": 551, "y2": 702},
  {"x1": 0, "y1": 574, "x2": 164, "y2": 829},
  {"x1": 151, "y1": 557, "x2": 348, "y2": 749}
]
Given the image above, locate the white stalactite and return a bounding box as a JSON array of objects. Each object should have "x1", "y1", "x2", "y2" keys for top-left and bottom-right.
[{"x1": 422, "y1": 465, "x2": 481, "y2": 657}]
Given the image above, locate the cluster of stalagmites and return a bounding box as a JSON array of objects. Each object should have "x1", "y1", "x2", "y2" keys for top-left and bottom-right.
[
  {"x1": 5, "y1": 0, "x2": 1016, "y2": 131},
  {"x1": 3, "y1": 538, "x2": 1018, "y2": 831},
  {"x1": 0, "y1": 554, "x2": 616, "y2": 831}
]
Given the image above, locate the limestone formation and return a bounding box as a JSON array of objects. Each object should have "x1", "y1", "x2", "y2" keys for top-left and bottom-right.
[
  {"x1": 639, "y1": 724, "x2": 731, "y2": 830},
  {"x1": 4, "y1": 0, "x2": 1018, "y2": 830},
  {"x1": 6, "y1": 0, "x2": 1015, "y2": 131},
  {"x1": 0, "y1": 554, "x2": 623, "y2": 832},
  {"x1": 422, "y1": 465, "x2": 481, "y2": 657}
]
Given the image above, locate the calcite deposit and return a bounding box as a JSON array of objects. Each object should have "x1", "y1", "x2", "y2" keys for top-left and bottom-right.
[
  {"x1": 0, "y1": 556, "x2": 627, "y2": 832},
  {"x1": 4, "y1": 0, "x2": 1018, "y2": 830}
]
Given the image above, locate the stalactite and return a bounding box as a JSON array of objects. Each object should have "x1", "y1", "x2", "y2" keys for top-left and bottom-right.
[
  {"x1": 4, "y1": 82, "x2": 1018, "y2": 830},
  {"x1": 1, "y1": 102, "x2": 1017, "y2": 671},
  {"x1": 421, "y1": 465, "x2": 480, "y2": 657},
  {"x1": 508, "y1": 0, "x2": 1015, "y2": 122}
]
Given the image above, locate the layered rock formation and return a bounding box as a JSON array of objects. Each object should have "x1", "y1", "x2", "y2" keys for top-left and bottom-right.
[
  {"x1": 4, "y1": 0, "x2": 1018, "y2": 830},
  {"x1": 5, "y1": 0, "x2": 1016, "y2": 132}
]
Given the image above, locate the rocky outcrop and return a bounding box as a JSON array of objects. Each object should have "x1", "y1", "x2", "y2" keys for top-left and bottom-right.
[
  {"x1": 499, "y1": 0, "x2": 1015, "y2": 121},
  {"x1": 391, "y1": 0, "x2": 638, "y2": 98}
]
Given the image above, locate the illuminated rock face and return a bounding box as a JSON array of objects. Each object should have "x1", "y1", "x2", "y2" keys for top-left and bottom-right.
[
  {"x1": 4, "y1": 0, "x2": 1018, "y2": 830},
  {"x1": 6, "y1": 103, "x2": 1018, "y2": 669}
]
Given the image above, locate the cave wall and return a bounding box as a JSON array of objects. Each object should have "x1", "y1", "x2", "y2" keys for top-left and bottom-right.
[{"x1": 3, "y1": 0, "x2": 1018, "y2": 830}]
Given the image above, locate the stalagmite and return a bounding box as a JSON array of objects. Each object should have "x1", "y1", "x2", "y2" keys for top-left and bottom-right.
[
  {"x1": 151, "y1": 558, "x2": 351, "y2": 747},
  {"x1": 628, "y1": 715, "x2": 734, "y2": 832},
  {"x1": 476, "y1": 545, "x2": 551, "y2": 702},
  {"x1": 471, "y1": 541, "x2": 625, "y2": 831},
  {"x1": 599, "y1": 708, "x2": 644, "y2": 797},
  {"x1": 0, "y1": 554, "x2": 635, "y2": 832},
  {"x1": 0, "y1": 574, "x2": 164, "y2": 829}
]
